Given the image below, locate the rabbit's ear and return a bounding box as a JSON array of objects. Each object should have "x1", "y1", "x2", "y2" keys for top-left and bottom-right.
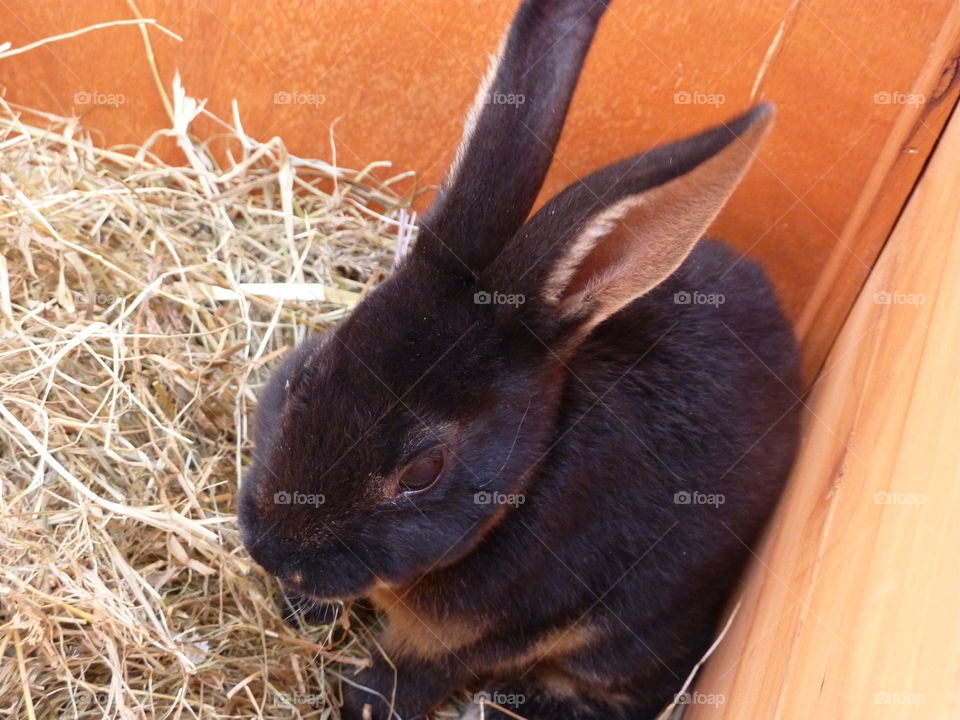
[
  {"x1": 490, "y1": 104, "x2": 774, "y2": 348},
  {"x1": 414, "y1": 0, "x2": 609, "y2": 277}
]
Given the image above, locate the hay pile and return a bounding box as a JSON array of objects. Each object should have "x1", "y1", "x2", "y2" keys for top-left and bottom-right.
[{"x1": 0, "y1": 85, "x2": 418, "y2": 719}]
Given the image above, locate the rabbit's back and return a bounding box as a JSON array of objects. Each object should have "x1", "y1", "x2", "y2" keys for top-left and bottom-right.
[
  {"x1": 440, "y1": 238, "x2": 799, "y2": 626},
  {"x1": 473, "y1": 238, "x2": 802, "y2": 700},
  {"x1": 566, "y1": 236, "x2": 798, "y2": 478},
  {"x1": 556, "y1": 236, "x2": 798, "y2": 523},
  {"x1": 535, "y1": 236, "x2": 799, "y2": 594}
]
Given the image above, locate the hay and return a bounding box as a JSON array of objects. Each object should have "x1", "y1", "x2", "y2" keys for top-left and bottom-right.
[{"x1": 0, "y1": 81, "x2": 419, "y2": 718}]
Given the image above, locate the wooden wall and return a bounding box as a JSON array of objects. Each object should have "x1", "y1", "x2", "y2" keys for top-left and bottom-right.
[
  {"x1": 3, "y1": 1, "x2": 960, "y2": 382},
  {"x1": 688, "y1": 105, "x2": 960, "y2": 720}
]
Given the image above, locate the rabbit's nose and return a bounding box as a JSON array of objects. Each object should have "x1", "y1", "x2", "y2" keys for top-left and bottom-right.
[{"x1": 242, "y1": 531, "x2": 299, "y2": 579}]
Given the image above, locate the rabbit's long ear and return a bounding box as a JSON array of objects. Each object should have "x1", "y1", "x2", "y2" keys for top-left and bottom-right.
[
  {"x1": 414, "y1": 0, "x2": 610, "y2": 277},
  {"x1": 488, "y1": 104, "x2": 774, "y2": 349}
]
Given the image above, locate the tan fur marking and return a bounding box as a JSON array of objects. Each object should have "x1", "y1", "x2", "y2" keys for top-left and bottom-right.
[
  {"x1": 530, "y1": 665, "x2": 634, "y2": 707},
  {"x1": 532, "y1": 667, "x2": 582, "y2": 698},
  {"x1": 504, "y1": 622, "x2": 598, "y2": 671},
  {"x1": 368, "y1": 586, "x2": 489, "y2": 661},
  {"x1": 512, "y1": 624, "x2": 634, "y2": 705}
]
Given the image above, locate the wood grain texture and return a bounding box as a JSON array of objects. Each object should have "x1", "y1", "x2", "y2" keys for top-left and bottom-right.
[
  {"x1": 1, "y1": 0, "x2": 960, "y2": 383},
  {"x1": 687, "y1": 105, "x2": 960, "y2": 719}
]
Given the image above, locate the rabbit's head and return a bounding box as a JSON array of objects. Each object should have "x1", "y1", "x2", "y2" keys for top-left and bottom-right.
[{"x1": 239, "y1": 0, "x2": 774, "y2": 600}]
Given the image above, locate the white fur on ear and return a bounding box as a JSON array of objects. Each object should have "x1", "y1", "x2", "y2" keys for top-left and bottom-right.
[
  {"x1": 543, "y1": 107, "x2": 774, "y2": 336},
  {"x1": 446, "y1": 32, "x2": 509, "y2": 192},
  {"x1": 541, "y1": 197, "x2": 647, "y2": 306}
]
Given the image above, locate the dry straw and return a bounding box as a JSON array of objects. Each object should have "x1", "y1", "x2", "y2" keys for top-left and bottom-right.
[
  {"x1": 0, "y1": 17, "x2": 732, "y2": 720},
  {"x1": 0, "y1": 54, "x2": 420, "y2": 717}
]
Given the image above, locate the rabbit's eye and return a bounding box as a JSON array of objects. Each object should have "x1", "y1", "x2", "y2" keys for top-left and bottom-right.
[{"x1": 398, "y1": 448, "x2": 447, "y2": 493}]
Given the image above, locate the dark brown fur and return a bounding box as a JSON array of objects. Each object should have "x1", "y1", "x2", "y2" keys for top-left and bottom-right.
[{"x1": 238, "y1": 1, "x2": 800, "y2": 718}]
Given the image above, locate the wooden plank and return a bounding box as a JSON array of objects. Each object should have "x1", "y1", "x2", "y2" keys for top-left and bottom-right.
[
  {"x1": 687, "y1": 104, "x2": 960, "y2": 719},
  {"x1": 1, "y1": 1, "x2": 959, "y2": 382}
]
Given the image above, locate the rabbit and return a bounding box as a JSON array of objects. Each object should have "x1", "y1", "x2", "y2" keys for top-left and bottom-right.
[{"x1": 238, "y1": 0, "x2": 800, "y2": 718}]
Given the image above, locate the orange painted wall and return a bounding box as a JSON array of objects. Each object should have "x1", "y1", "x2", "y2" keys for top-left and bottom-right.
[{"x1": 2, "y1": 0, "x2": 959, "y2": 380}]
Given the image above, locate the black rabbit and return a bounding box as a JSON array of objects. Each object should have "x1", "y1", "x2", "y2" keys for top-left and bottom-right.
[{"x1": 239, "y1": 0, "x2": 800, "y2": 718}]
